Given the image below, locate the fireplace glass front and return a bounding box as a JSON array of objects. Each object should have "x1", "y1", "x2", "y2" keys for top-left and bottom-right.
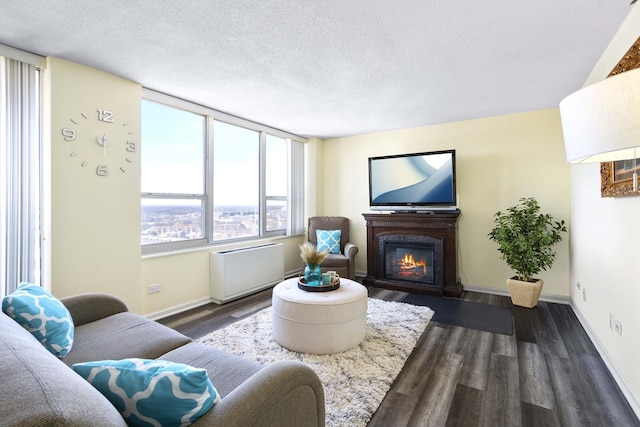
[{"x1": 384, "y1": 243, "x2": 435, "y2": 285}]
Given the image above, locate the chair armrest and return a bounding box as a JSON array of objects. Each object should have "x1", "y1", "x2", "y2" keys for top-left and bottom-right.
[
  {"x1": 344, "y1": 242, "x2": 359, "y2": 279},
  {"x1": 194, "y1": 360, "x2": 325, "y2": 427},
  {"x1": 61, "y1": 293, "x2": 128, "y2": 326},
  {"x1": 344, "y1": 242, "x2": 358, "y2": 260}
]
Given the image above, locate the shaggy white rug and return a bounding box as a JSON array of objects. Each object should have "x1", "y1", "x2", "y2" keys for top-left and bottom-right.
[{"x1": 198, "y1": 298, "x2": 434, "y2": 427}]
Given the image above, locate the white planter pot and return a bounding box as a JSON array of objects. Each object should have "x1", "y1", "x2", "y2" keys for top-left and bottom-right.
[{"x1": 506, "y1": 277, "x2": 544, "y2": 308}]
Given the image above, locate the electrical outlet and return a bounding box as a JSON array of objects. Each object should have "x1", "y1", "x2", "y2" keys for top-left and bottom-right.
[
  {"x1": 582, "y1": 288, "x2": 587, "y2": 301},
  {"x1": 148, "y1": 284, "x2": 161, "y2": 294},
  {"x1": 610, "y1": 313, "x2": 615, "y2": 330},
  {"x1": 614, "y1": 319, "x2": 623, "y2": 336}
]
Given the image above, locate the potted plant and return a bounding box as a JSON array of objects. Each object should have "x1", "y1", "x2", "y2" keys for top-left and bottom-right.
[{"x1": 488, "y1": 197, "x2": 567, "y2": 308}]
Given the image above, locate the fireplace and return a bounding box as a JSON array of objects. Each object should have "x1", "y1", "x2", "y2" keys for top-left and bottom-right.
[
  {"x1": 385, "y1": 244, "x2": 434, "y2": 284},
  {"x1": 381, "y1": 234, "x2": 442, "y2": 290},
  {"x1": 363, "y1": 212, "x2": 462, "y2": 297}
]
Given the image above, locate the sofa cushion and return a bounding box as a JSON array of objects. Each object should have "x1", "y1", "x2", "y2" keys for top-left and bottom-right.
[
  {"x1": 316, "y1": 229, "x2": 341, "y2": 254},
  {"x1": 73, "y1": 358, "x2": 219, "y2": 427},
  {"x1": 160, "y1": 342, "x2": 263, "y2": 398},
  {"x1": 2, "y1": 283, "x2": 74, "y2": 358},
  {"x1": 0, "y1": 312, "x2": 127, "y2": 426},
  {"x1": 62, "y1": 311, "x2": 192, "y2": 366}
]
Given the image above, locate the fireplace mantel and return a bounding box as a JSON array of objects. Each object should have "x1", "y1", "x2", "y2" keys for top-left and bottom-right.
[{"x1": 362, "y1": 212, "x2": 463, "y2": 297}]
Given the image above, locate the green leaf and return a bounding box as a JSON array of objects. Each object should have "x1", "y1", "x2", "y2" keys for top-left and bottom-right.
[{"x1": 488, "y1": 197, "x2": 567, "y2": 281}]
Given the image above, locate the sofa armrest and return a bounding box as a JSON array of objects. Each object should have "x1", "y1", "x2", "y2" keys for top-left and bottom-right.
[
  {"x1": 61, "y1": 293, "x2": 128, "y2": 327},
  {"x1": 194, "y1": 360, "x2": 325, "y2": 427}
]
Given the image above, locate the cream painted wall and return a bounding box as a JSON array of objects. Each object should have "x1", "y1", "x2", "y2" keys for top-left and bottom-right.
[
  {"x1": 323, "y1": 109, "x2": 571, "y2": 298},
  {"x1": 305, "y1": 137, "x2": 324, "y2": 217},
  {"x1": 49, "y1": 57, "x2": 143, "y2": 312},
  {"x1": 140, "y1": 235, "x2": 305, "y2": 317},
  {"x1": 567, "y1": 5, "x2": 640, "y2": 414},
  {"x1": 46, "y1": 58, "x2": 311, "y2": 316},
  {"x1": 45, "y1": 58, "x2": 571, "y2": 317},
  {"x1": 47, "y1": 57, "x2": 312, "y2": 317}
]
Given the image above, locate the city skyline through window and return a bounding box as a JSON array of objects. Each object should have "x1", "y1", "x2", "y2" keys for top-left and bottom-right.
[{"x1": 141, "y1": 94, "x2": 303, "y2": 252}]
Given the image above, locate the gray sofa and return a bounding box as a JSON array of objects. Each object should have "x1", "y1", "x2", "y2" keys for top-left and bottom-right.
[{"x1": 0, "y1": 293, "x2": 325, "y2": 426}]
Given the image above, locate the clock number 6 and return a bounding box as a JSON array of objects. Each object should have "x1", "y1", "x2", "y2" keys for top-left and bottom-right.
[
  {"x1": 97, "y1": 109, "x2": 114, "y2": 123},
  {"x1": 62, "y1": 128, "x2": 76, "y2": 141},
  {"x1": 96, "y1": 164, "x2": 109, "y2": 176}
]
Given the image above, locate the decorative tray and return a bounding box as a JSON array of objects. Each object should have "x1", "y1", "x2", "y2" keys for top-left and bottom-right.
[{"x1": 298, "y1": 275, "x2": 340, "y2": 292}]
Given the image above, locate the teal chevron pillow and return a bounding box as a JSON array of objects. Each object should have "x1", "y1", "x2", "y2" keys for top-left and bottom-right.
[
  {"x1": 2, "y1": 282, "x2": 74, "y2": 358},
  {"x1": 316, "y1": 229, "x2": 341, "y2": 254},
  {"x1": 73, "y1": 359, "x2": 219, "y2": 427}
]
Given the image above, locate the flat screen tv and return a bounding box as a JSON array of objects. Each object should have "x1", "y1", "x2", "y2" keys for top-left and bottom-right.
[{"x1": 368, "y1": 149, "x2": 457, "y2": 212}]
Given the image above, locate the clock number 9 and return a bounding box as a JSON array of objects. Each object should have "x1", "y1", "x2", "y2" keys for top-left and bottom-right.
[
  {"x1": 96, "y1": 164, "x2": 109, "y2": 176},
  {"x1": 97, "y1": 109, "x2": 114, "y2": 123},
  {"x1": 127, "y1": 141, "x2": 137, "y2": 152},
  {"x1": 62, "y1": 128, "x2": 76, "y2": 141}
]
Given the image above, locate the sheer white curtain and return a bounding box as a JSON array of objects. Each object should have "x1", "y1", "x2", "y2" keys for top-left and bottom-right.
[
  {"x1": 0, "y1": 56, "x2": 41, "y2": 298},
  {"x1": 288, "y1": 139, "x2": 305, "y2": 236}
]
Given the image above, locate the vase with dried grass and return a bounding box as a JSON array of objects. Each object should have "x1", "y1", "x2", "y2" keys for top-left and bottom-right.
[{"x1": 300, "y1": 242, "x2": 328, "y2": 286}]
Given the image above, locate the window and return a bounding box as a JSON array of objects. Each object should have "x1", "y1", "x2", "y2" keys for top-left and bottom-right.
[
  {"x1": 141, "y1": 101, "x2": 206, "y2": 247},
  {"x1": 212, "y1": 121, "x2": 259, "y2": 241},
  {"x1": 265, "y1": 134, "x2": 288, "y2": 233},
  {"x1": 141, "y1": 91, "x2": 305, "y2": 253},
  {"x1": 1, "y1": 54, "x2": 42, "y2": 297}
]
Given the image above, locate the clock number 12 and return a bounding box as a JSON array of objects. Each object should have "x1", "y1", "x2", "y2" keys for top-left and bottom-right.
[{"x1": 97, "y1": 109, "x2": 114, "y2": 123}]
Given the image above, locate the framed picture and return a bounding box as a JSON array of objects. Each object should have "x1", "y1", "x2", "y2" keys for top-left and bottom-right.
[
  {"x1": 601, "y1": 159, "x2": 640, "y2": 197},
  {"x1": 612, "y1": 159, "x2": 640, "y2": 183}
]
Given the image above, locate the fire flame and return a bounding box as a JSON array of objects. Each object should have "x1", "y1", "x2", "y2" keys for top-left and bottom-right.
[{"x1": 399, "y1": 253, "x2": 426, "y2": 274}]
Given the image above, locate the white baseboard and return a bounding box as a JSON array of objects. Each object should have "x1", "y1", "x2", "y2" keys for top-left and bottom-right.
[
  {"x1": 570, "y1": 300, "x2": 640, "y2": 419},
  {"x1": 145, "y1": 297, "x2": 212, "y2": 321},
  {"x1": 146, "y1": 271, "x2": 302, "y2": 320},
  {"x1": 285, "y1": 269, "x2": 302, "y2": 279},
  {"x1": 456, "y1": 284, "x2": 571, "y2": 305},
  {"x1": 355, "y1": 276, "x2": 571, "y2": 305}
]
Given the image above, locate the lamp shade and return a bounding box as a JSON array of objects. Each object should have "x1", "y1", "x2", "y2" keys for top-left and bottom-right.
[{"x1": 559, "y1": 67, "x2": 640, "y2": 163}]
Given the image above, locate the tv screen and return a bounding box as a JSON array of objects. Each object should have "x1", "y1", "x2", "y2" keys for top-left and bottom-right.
[{"x1": 368, "y1": 149, "x2": 457, "y2": 211}]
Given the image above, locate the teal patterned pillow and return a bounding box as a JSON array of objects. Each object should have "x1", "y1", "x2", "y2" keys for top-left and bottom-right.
[
  {"x1": 2, "y1": 282, "x2": 74, "y2": 358},
  {"x1": 316, "y1": 229, "x2": 342, "y2": 254},
  {"x1": 72, "y1": 359, "x2": 219, "y2": 427}
]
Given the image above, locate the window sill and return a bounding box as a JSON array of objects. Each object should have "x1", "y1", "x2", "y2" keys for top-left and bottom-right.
[{"x1": 141, "y1": 234, "x2": 304, "y2": 260}]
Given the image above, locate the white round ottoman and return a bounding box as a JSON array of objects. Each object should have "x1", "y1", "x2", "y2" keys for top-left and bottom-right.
[{"x1": 272, "y1": 277, "x2": 368, "y2": 355}]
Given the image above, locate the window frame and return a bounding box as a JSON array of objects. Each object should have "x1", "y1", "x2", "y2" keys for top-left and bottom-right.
[
  {"x1": 262, "y1": 132, "x2": 289, "y2": 235},
  {"x1": 141, "y1": 89, "x2": 305, "y2": 254}
]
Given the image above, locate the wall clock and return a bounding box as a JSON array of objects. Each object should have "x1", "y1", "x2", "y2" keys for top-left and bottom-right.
[{"x1": 61, "y1": 108, "x2": 137, "y2": 176}]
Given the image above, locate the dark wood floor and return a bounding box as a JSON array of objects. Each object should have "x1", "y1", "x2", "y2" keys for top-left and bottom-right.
[{"x1": 159, "y1": 287, "x2": 640, "y2": 427}]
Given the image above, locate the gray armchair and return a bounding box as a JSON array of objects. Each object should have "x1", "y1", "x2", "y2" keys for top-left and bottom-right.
[{"x1": 307, "y1": 216, "x2": 359, "y2": 280}]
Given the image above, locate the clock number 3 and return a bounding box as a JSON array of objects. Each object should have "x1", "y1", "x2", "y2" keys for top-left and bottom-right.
[
  {"x1": 97, "y1": 109, "x2": 114, "y2": 123},
  {"x1": 127, "y1": 141, "x2": 137, "y2": 152}
]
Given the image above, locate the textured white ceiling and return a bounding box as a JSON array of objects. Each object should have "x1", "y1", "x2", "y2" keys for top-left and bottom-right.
[{"x1": 0, "y1": 1, "x2": 634, "y2": 138}]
